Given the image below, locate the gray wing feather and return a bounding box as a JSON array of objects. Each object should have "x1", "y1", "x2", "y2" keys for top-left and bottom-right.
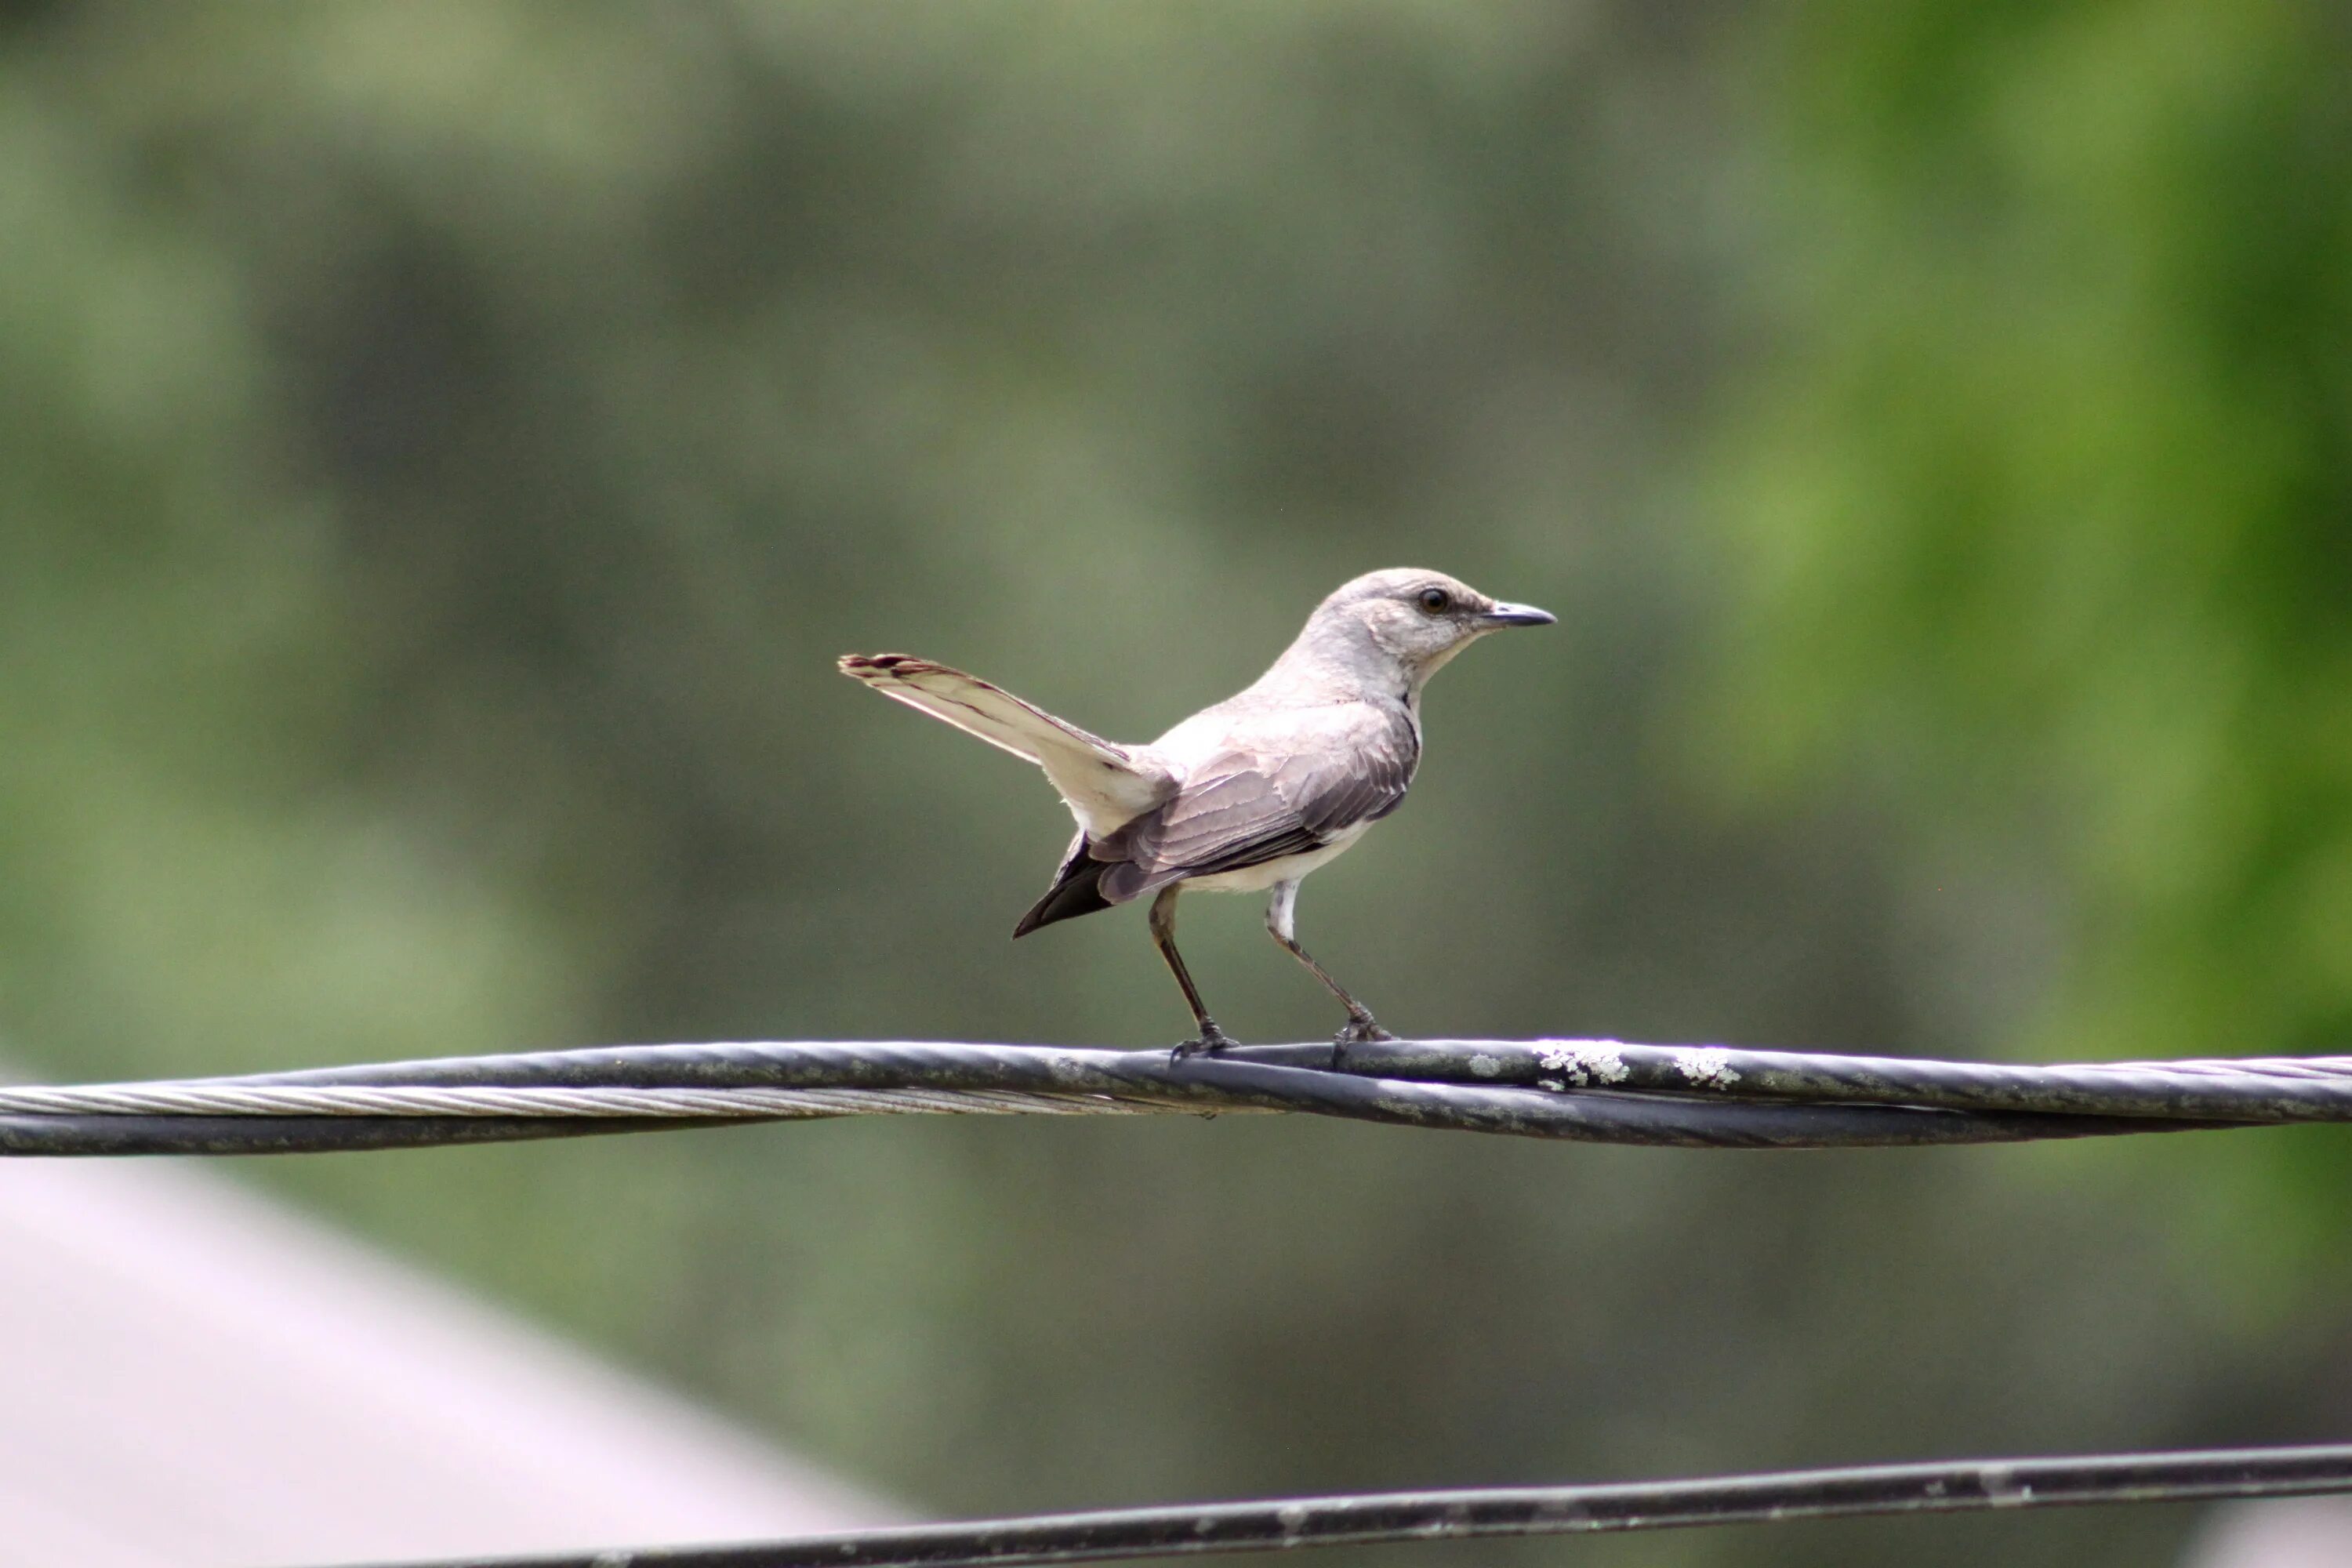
[{"x1": 1094, "y1": 709, "x2": 1417, "y2": 902}]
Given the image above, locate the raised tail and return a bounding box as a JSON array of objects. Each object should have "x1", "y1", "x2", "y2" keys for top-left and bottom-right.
[{"x1": 837, "y1": 654, "x2": 1172, "y2": 835}]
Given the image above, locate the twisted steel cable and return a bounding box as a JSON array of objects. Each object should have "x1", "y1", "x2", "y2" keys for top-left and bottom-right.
[{"x1": 0, "y1": 1036, "x2": 2345, "y2": 1155}]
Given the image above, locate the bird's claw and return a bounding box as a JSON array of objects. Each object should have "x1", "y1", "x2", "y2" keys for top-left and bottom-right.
[
  {"x1": 1170, "y1": 1024, "x2": 1241, "y2": 1063},
  {"x1": 1329, "y1": 1015, "x2": 1394, "y2": 1070}
]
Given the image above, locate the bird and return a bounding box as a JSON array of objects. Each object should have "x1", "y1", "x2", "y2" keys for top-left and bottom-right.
[{"x1": 839, "y1": 568, "x2": 1555, "y2": 1054}]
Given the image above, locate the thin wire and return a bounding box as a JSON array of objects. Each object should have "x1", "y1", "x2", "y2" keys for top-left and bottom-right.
[
  {"x1": 5, "y1": 1036, "x2": 2348, "y2": 1156},
  {"x1": 0, "y1": 1084, "x2": 1185, "y2": 1120},
  {"x1": 332, "y1": 1442, "x2": 2352, "y2": 1568}
]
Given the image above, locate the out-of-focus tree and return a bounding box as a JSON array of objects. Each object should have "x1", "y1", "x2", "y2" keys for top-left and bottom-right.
[
  {"x1": 0, "y1": 31, "x2": 579, "y2": 1084},
  {"x1": 1711, "y1": 0, "x2": 2352, "y2": 1290}
]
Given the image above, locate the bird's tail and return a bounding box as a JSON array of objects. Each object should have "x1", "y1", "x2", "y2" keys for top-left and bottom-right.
[
  {"x1": 1012, "y1": 848, "x2": 1114, "y2": 936},
  {"x1": 837, "y1": 654, "x2": 1171, "y2": 831}
]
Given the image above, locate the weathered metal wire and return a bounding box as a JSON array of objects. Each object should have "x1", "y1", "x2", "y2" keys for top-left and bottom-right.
[
  {"x1": 0, "y1": 1035, "x2": 2342, "y2": 1156},
  {"x1": 1315, "y1": 1039, "x2": 2352, "y2": 1121},
  {"x1": 334, "y1": 1442, "x2": 2352, "y2": 1568}
]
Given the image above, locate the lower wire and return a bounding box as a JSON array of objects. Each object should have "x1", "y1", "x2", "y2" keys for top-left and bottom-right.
[{"x1": 336, "y1": 1442, "x2": 2352, "y2": 1568}]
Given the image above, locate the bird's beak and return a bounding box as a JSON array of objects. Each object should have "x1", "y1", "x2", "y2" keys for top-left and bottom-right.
[{"x1": 1480, "y1": 601, "x2": 1556, "y2": 627}]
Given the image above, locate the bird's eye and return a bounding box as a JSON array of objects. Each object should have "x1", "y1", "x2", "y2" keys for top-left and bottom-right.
[{"x1": 1417, "y1": 587, "x2": 1451, "y2": 614}]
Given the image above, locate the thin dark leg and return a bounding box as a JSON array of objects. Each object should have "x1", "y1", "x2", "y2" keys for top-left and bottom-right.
[
  {"x1": 1151, "y1": 884, "x2": 1237, "y2": 1058},
  {"x1": 1266, "y1": 881, "x2": 1394, "y2": 1054}
]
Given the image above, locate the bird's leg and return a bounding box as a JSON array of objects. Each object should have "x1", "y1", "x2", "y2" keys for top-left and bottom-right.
[
  {"x1": 1265, "y1": 882, "x2": 1394, "y2": 1060},
  {"x1": 1151, "y1": 885, "x2": 1237, "y2": 1059}
]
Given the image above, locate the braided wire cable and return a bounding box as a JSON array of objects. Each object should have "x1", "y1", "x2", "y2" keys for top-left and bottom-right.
[{"x1": 2, "y1": 1036, "x2": 2348, "y2": 1155}]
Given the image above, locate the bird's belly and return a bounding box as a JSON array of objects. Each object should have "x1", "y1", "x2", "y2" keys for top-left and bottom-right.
[{"x1": 1181, "y1": 826, "x2": 1369, "y2": 894}]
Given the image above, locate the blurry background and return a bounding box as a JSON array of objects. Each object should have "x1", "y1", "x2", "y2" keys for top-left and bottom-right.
[{"x1": 3, "y1": 2, "x2": 2350, "y2": 1566}]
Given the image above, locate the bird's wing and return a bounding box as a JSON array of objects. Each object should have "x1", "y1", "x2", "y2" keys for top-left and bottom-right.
[
  {"x1": 1097, "y1": 706, "x2": 1417, "y2": 900},
  {"x1": 839, "y1": 654, "x2": 1173, "y2": 832}
]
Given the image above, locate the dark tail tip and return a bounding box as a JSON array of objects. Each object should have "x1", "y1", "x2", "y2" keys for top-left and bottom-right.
[
  {"x1": 838, "y1": 652, "x2": 931, "y2": 679},
  {"x1": 1014, "y1": 856, "x2": 1114, "y2": 938}
]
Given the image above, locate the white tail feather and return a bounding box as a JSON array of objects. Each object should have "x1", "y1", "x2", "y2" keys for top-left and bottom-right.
[{"x1": 839, "y1": 655, "x2": 1171, "y2": 833}]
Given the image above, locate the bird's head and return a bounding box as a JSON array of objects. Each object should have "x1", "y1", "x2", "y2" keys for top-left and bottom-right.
[{"x1": 1294, "y1": 568, "x2": 1555, "y2": 694}]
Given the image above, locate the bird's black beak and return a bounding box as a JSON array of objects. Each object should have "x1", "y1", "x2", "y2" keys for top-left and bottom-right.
[{"x1": 1480, "y1": 601, "x2": 1556, "y2": 627}]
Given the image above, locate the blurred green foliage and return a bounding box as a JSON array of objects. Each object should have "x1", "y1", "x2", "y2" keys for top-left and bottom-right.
[
  {"x1": 1, "y1": 4, "x2": 2347, "y2": 1566},
  {"x1": 1710, "y1": 0, "x2": 2352, "y2": 1294}
]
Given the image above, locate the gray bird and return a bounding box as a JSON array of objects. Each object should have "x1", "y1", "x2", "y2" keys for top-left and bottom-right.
[{"x1": 840, "y1": 568, "x2": 1554, "y2": 1053}]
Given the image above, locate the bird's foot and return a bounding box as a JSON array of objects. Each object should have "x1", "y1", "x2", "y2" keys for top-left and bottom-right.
[
  {"x1": 1170, "y1": 1023, "x2": 1241, "y2": 1062},
  {"x1": 1330, "y1": 1014, "x2": 1394, "y2": 1070}
]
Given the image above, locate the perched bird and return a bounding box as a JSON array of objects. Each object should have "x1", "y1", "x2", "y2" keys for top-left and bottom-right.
[{"x1": 840, "y1": 568, "x2": 1553, "y2": 1053}]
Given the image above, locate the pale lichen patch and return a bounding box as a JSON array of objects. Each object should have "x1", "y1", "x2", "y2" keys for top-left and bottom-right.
[
  {"x1": 1675, "y1": 1047, "x2": 1739, "y2": 1090},
  {"x1": 1537, "y1": 1041, "x2": 1630, "y2": 1086},
  {"x1": 1469, "y1": 1054, "x2": 1502, "y2": 1079}
]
